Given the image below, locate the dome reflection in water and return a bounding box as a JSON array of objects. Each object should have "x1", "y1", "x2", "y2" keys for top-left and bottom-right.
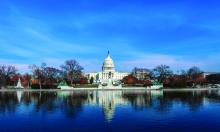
[{"x1": 0, "y1": 90, "x2": 220, "y2": 131}]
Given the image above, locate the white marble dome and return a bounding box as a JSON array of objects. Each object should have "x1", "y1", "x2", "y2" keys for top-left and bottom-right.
[
  {"x1": 87, "y1": 51, "x2": 129, "y2": 84},
  {"x1": 102, "y1": 52, "x2": 115, "y2": 72}
]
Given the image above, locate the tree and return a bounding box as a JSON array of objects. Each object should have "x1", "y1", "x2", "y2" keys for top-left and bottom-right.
[
  {"x1": 43, "y1": 66, "x2": 62, "y2": 87},
  {"x1": 149, "y1": 70, "x2": 156, "y2": 80},
  {"x1": 90, "y1": 77, "x2": 94, "y2": 84},
  {"x1": 60, "y1": 60, "x2": 84, "y2": 86},
  {"x1": 180, "y1": 70, "x2": 187, "y2": 79},
  {"x1": 29, "y1": 63, "x2": 46, "y2": 89},
  {"x1": 0, "y1": 65, "x2": 17, "y2": 87},
  {"x1": 143, "y1": 80, "x2": 152, "y2": 87},
  {"x1": 187, "y1": 66, "x2": 202, "y2": 80},
  {"x1": 122, "y1": 75, "x2": 138, "y2": 85},
  {"x1": 164, "y1": 76, "x2": 187, "y2": 88},
  {"x1": 10, "y1": 74, "x2": 20, "y2": 86},
  {"x1": 22, "y1": 73, "x2": 32, "y2": 88},
  {"x1": 153, "y1": 65, "x2": 173, "y2": 83},
  {"x1": 30, "y1": 63, "x2": 63, "y2": 89},
  {"x1": 194, "y1": 75, "x2": 206, "y2": 85},
  {"x1": 80, "y1": 77, "x2": 88, "y2": 84},
  {"x1": 206, "y1": 74, "x2": 220, "y2": 84}
]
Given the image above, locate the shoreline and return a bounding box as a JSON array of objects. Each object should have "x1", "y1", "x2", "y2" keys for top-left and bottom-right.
[{"x1": 0, "y1": 87, "x2": 220, "y2": 92}]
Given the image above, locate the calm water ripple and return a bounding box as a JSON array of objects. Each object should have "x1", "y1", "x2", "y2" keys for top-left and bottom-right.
[{"x1": 0, "y1": 90, "x2": 220, "y2": 131}]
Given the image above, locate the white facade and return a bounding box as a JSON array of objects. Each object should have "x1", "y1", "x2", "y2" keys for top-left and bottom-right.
[{"x1": 87, "y1": 52, "x2": 129, "y2": 84}]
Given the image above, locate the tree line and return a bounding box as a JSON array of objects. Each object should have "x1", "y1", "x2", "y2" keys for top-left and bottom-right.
[
  {"x1": 0, "y1": 60, "x2": 219, "y2": 89},
  {"x1": 0, "y1": 59, "x2": 86, "y2": 89},
  {"x1": 122, "y1": 65, "x2": 208, "y2": 88}
]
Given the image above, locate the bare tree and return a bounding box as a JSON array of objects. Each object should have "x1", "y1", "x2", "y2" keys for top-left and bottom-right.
[
  {"x1": 153, "y1": 65, "x2": 173, "y2": 83},
  {"x1": 29, "y1": 63, "x2": 46, "y2": 89},
  {"x1": 30, "y1": 62, "x2": 63, "y2": 89},
  {"x1": 43, "y1": 66, "x2": 62, "y2": 87},
  {"x1": 23, "y1": 73, "x2": 32, "y2": 88},
  {"x1": 187, "y1": 66, "x2": 202, "y2": 80},
  {"x1": 0, "y1": 65, "x2": 17, "y2": 87},
  {"x1": 60, "y1": 60, "x2": 84, "y2": 86}
]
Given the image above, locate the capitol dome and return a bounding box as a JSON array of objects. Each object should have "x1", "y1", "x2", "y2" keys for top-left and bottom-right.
[{"x1": 102, "y1": 51, "x2": 115, "y2": 72}]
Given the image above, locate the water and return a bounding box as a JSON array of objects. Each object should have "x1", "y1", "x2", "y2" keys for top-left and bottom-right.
[{"x1": 0, "y1": 90, "x2": 220, "y2": 132}]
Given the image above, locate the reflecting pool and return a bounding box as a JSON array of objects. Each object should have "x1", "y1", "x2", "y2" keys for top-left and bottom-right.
[{"x1": 1, "y1": 90, "x2": 220, "y2": 131}]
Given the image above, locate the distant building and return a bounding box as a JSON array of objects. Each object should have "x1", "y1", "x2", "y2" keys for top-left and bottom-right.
[
  {"x1": 204, "y1": 72, "x2": 220, "y2": 84},
  {"x1": 202, "y1": 72, "x2": 220, "y2": 78},
  {"x1": 132, "y1": 67, "x2": 151, "y2": 81},
  {"x1": 87, "y1": 52, "x2": 129, "y2": 84}
]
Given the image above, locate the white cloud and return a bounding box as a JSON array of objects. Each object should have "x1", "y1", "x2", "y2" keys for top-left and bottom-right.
[
  {"x1": 116, "y1": 53, "x2": 208, "y2": 72},
  {"x1": 0, "y1": 59, "x2": 30, "y2": 73}
]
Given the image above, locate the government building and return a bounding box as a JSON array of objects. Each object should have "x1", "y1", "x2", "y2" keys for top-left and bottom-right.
[{"x1": 87, "y1": 52, "x2": 129, "y2": 84}]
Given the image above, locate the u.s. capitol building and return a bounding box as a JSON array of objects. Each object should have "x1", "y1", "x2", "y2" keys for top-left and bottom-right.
[{"x1": 87, "y1": 52, "x2": 129, "y2": 84}]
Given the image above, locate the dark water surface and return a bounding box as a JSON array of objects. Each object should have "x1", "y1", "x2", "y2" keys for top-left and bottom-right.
[{"x1": 0, "y1": 90, "x2": 220, "y2": 132}]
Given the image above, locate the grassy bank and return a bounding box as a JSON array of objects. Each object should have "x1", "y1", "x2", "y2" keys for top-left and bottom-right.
[
  {"x1": 122, "y1": 84, "x2": 144, "y2": 87},
  {"x1": 0, "y1": 87, "x2": 220, "y2": 92},
  {"x1": 74, "y1": 84, "x2": 99, "y2": 88}
]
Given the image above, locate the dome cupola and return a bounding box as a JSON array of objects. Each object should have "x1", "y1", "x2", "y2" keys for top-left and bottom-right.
[{"x1": 102, "y1": 51, "x2": 115, "y2": 72}]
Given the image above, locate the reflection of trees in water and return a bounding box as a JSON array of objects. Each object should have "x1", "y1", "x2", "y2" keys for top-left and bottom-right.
[
  {"x1": 16, "y1": 92, "x2": 58, "y2": 113},
  {"x1": 60, "y1": 92, "x2": 88, "y2": 118},
  {"x1": 27, "y1": 91, "x2": 89, "y2": 118},
  {"x1": 122, "y1": 91, "x2": 169, "y2": 112},
  {"x1": 31, "y1": 92, "x2": 58, "y2": 112},
  {"x1": 0, "y1": 92, "x2": 18, "y2": 113},
  {"x1": 205, "y1": 90, "x2": 220, "y2": 103},
  {"x1": 163, "y1": 91, "x2": 207, "y2": 111},
  {"x1": 24, "y1": 91, "x2": 89, "y2": 118},
  {"x1": 1, "y1": 90, "x2": 220, "y2": 116},
  {"x1": 122, "y1": 90, "x2": 220, "y2": 112},
  {"x1": 22, "y1": 92, "x2": 32, "y2": 106},
  {"x1": 0, "y1": 91, "x2": 89, "y2": 118},
  {"x1": 122, "y1": 92, "x2": 152, "y2": 110}
]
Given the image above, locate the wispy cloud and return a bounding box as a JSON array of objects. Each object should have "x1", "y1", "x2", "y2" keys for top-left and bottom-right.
[
  {"x1": 0, "y1": 0, "x2": 220, "y2": 73},
  {"x1": 117, "y1": 53, "x2": 220, "y2": 72}
]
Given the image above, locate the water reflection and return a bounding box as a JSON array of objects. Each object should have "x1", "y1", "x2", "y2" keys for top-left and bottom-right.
[
  {"x1": 0, "y1": 92, "x2": 19, "y2": 113},
  {"x1": 1, "y1": 90, "x2": 220, "y2": 122},
  {"x1": 88, "y1": 90, "x2": 129, "y2": 122}
]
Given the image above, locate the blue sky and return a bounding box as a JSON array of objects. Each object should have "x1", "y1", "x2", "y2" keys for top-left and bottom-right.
[{"x1": 0, "y1": 0, "x2": 220, "y2": 73}]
